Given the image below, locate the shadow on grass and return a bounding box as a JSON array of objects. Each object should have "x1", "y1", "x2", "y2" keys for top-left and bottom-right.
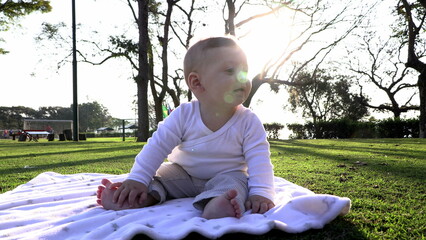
[
  {"x1": 0, "y1": 143, "x2": 142, "y2": 161},
  {"x1": 131, "y1": 218, "x2": 366, "y2": 240},
  {"x1": 0, "y1": 154, "x2": 136, "y2": 176},
  {"x1": 270, "y1": 140, "x2": 425, "y2": 182},
  {"x1": 277, "y1": 139, "x2": 425, "y2": 161}
]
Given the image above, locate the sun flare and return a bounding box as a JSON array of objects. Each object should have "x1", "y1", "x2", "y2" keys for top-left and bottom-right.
[
  {"x1": 238, "y1": 11, "x2": 292, "y2": 78},
  {"x1": 234, "y1": 10, "x2": 299, "y2": 129}
]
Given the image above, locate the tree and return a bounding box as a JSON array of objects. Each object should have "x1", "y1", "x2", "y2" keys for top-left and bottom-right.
[
  {"x1": 38, "y1": 106, "x2": 72, "y2": 120},
  {"x1": 134, "y1": 0, "x2": 199, "y2": 139},
  {"x1": 0, "y1": 0, "x2": 51, "y2": 54},
  {"x1": 0, "y1": 102, "x2": 114, "y2": 131},
  {"x1": 0, "y1": 106, "x2": 38, "y2": 129},
  {"x1": 150, "y1": 0, "x2": 178, "y2": 125},
  {"x1": 288, "y1": 69, "x2": 369, "y2": 125},
  {"x1": 39, "y1": 102, "x2": 113, "y2": 131},
  {"x1": 398, "y1": 0, "x2": 426, "y2": 137},
  {"x1": 154, "y1": 0, "x2": 201, "y2": 106},
  {"x1": 169, "y1": 0, "x2": 201, "y2": 102},
  {"x1": 349, "y1": 32, "x2": 419, "y2": 118},
  {"x1": 78, "y1": 101, "x2": 113, "y2": 132},
  {"x1": 134, "y1": 0, "x2": 150, "y2": 141}
]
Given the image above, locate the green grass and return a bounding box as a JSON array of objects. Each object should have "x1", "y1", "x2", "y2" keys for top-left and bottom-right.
[{"x1": 0, "y1": 138, "x2": 425, "y2": 240}]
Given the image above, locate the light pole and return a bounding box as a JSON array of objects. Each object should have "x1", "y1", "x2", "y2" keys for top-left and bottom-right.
[{"x1": 72, "y1": 0, "x2": 79, "y2": 141}]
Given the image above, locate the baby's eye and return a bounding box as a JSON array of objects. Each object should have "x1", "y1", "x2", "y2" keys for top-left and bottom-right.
[{"x1": 225, "y1": 68, "x2": 235, "y2": 74}]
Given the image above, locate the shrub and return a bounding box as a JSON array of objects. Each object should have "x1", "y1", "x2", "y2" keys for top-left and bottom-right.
[
  {"x1": 263, "y1": 123, "x2": 284, "y2": 140},
  {"x1": 287, "y1": 123, "x2": 308, "y2": 139},
  {"x1": 287, "y1": 118, "x2": 420, "y2": 139},
  {"x1": 376, "y1": 118, "x2": 420, "y2": 138},
  {"x1": 352, "y1": 121, "x2": 376, "y2": 138},
  {"x1": 376, "y1": 118, "x2": 405, "y2": 138}
]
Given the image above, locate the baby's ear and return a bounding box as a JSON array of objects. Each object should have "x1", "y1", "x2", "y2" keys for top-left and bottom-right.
[{"x1": 187, "y1": 72, "x2": 204, "y2": 93}]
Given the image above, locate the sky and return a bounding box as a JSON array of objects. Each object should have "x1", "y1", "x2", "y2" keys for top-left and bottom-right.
[{"x1": 0, "y1": 0, "x2": 418, "y2": 137}]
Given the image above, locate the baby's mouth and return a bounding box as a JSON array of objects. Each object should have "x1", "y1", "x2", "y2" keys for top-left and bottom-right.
[{"x1": 233, "y1": 88, "x2": 245, "y2": 93}]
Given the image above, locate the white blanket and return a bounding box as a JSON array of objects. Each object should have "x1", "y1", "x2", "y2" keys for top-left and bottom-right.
[{"x1": 0, "y1": 172, "x2": 351, "y2": 240}]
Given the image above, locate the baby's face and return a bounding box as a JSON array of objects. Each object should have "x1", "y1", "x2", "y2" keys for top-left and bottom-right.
[{"x1": 198, "y1": 46, "x2": 251, "y2": 107}]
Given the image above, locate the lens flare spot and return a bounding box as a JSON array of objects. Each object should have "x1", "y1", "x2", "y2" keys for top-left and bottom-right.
[
  {"x1": 237, "y1": 71, "x2": 248, "y2": 83},
  {"x1": 224, "y1": 94, "x2": 234, "y2": 103}
]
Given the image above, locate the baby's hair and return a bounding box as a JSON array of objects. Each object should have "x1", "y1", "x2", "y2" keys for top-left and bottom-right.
[{"x1": 183, "y1": 37, "x2": 241, "y2": 81}]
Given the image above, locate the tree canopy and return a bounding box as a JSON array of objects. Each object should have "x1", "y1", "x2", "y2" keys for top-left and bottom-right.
[
  {"x1": 0, "y1": 0, "x2": 51, "y2": 54},
  {"x1": 288, "y1": 69, "x2": 369, "y2": 123},
  {"x1": 0, "y1": 101, "x2": 115, "y2": 132}
]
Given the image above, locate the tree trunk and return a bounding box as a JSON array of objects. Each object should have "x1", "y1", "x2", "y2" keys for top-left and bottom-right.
[
  {"x1": 419, "y1": 71, "x2": 426, "y2": 137},
  {"x1": 225, "y1": 0, "x2": 235, "y2": 35},
  {"x1": 136, "y1": 75, "x2": 149, "y2": 141},
  {"x1": 401, "y1": 0, "x2": 426, "y2": 138},
  {"x1": 136, "y1": 0, "x2": 150, "y2": 142},
  {"x1": 394, "y1": 111, "x2": 401, "y2": 119}
]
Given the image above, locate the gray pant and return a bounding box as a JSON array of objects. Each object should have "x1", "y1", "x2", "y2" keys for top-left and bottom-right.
[{"x1": 149, "y1": 162, "x2": 248, "y2": 212}]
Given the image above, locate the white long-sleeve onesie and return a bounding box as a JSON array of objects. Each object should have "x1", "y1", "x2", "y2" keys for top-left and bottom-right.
[{"x1": 127, "y1": 101, "x2": 275, "y2": 201}]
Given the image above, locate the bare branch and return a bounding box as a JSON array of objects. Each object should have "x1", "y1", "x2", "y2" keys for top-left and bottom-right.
[
  {"x1": 126, "y1": 0, "x2": 138, "y2": 24},
  {"x1": 173, "y1": 0, "x2": 198, "y2": 49},
  {"x1": 78, "y1": 39, "x2": 138, "y2": 70},
  {"x1": 401, "y1": 0, "x2": 426, "y2": 71},
  {"x1": 235, "y1": 5, "x2": 286, "y2": 28}
]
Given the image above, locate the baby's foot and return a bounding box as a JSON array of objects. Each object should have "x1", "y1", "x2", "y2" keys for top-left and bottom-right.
[
  {"x1": 97, "y1": 179, "x2": 158, "y2": 210},
  {"x1": 201, "y1": 189, "x2": 243, "y2": 219},
  {"x1": 96, "y1": 179, "x2": 132, "y2": 210}
]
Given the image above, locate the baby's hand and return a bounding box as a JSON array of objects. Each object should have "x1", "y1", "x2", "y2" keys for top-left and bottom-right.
[
  {"x1": 110, "y1": 179, "x2": 148, "y2": 207},
  {"x1": 245, "y1": 195, "x2": 275, "y2": 214}
]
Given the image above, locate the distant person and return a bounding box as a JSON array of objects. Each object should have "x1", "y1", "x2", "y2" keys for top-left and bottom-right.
[
  {"x1": 97, "y1": 37, "x2": 275, "y2": 219},
  {"x1": 46, "y1": 125, "x2": 53, "y2": 134},
  {"x1": 9, "y1": 130, "x2": 15, "y2": 140}
]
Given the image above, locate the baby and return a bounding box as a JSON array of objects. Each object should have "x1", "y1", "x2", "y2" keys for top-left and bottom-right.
[{"x1": 97, "y1": 36, "x2": 275, "y2": 219}]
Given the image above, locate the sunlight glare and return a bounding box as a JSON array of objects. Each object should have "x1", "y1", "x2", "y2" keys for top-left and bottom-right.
[
  {"x1": 238, "y1": 10, "x2": 292, "y2": 78},
  {"x1": 236, "y1": 10, "x2": 299, "y2": 133}
]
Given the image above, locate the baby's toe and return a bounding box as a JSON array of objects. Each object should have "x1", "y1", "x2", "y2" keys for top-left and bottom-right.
[{"x1": 101, "y1": 178, "x2": 112, "y2": 187}]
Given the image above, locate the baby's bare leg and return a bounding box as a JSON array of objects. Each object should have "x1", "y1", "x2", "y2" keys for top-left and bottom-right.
[
  {"x1": 201, "y1": 189, "x2": 242, "y2": 219},
  {"x1": 97, "y1": 179, "x2": 158, "y2": 210}
]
